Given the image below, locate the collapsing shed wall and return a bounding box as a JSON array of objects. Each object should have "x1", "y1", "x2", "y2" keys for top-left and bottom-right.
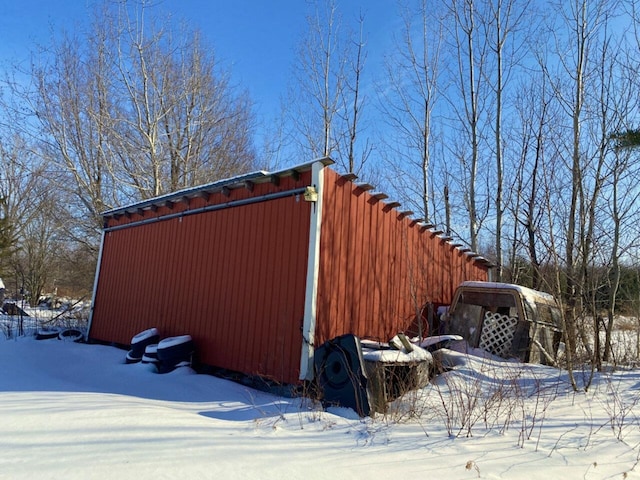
[
  {"x1": 314, "y1": 169, "x2": 488, "y2": 346},
  {"x1": 89, "y1": 172, "x2": 313, "y2": 385}
]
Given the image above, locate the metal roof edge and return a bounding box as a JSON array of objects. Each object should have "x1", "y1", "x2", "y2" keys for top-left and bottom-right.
[{"x1": 102, "y1": 157, "x2": 335, "y2": 218}]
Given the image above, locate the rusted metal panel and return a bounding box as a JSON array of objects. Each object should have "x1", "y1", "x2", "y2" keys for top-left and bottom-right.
[
  {"x1": 90, "y1": 174, "x2": 312, "y2": 385},
  {"x1": 315, "y1": 169, "x2": 488, "y2": 346}
]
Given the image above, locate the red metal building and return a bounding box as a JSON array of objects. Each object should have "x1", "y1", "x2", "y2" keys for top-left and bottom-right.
[{"x1": 88, "y1": 158, "x2": 489, "y2": 384}]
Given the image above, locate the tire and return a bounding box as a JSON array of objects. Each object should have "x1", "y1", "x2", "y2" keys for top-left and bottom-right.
[
  {"x1": 157, "y1": 335, "x2": 194, "y2": 362},
  {"x1": 131, "y1": 327, "x2": 160, "y2": 345},
  {"x1": 36, "y1": 327, "x2": 62, "y2": 340},
  {"x1": 125, "y1": 349, "x2": 142, "y2": 364},
  {"x1": 58, "y1": 328, "x2": 84, "y2": 342},
  {"x1": 314, "y1": 334, "x2": 371, "y2": 417},
  {"x1": 157, "y1": 335, "x2": 194, "y2": 374},
  {"x1": 130, "y1": 328, "x2": 160, "y2": 358},
  {"x1": 141, "y1": 344, "x2": 159, "y2": 364}
]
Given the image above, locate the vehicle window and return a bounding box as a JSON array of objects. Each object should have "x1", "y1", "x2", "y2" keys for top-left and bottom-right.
[
  {"x1": 454, "y1": 303, "x2": 484, "y2": 322},
  {"x1": 523, "y1": 299, "x2": 535, "y2": 322},
  {"x1": 459, "y1": 291, "x2": 516, "y2": 309},
  {"x1": 536, "y1": 303, "x2": 563, "y2": 330}
]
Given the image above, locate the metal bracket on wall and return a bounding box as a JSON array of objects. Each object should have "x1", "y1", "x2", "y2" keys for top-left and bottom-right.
[{"x1": 303, "y1": 186, "x2": 318, "y2": 202}]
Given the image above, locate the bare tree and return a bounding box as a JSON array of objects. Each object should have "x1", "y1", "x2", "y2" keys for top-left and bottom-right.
[
  {"x1": 445, "y1": 0, "x2": 490, "y2": 253},
  {"x1": 0, "y1": 129, "x2": 65, "y2": 303},
  {"x1": 602, "y1": 39, "x2": 640, "y2": 361},
  {"x1": 538, "y1": 0, "x2": 611, "y2": 360},
  {"x1": 378, "y1": 0, "x2": 443, "y2": 222},
  {"x1": 289, "y1": 0, "x2": 374, "y2": 177},
  {"x1": 27, "y1": 29, "x2": 119, "y2": 247},
  {"x1": 601, "y1": 143, "x2": 640, "y2": 362},
  {"x1": 290, "y1": 0, "x2": 345, "y2": 160},
  {"x1": 3, "y1": 1, "x2": 256, "y2": 250},
  {"x1": 0, "y1": 134, "x2": 47, "y2": 264},
  {"x1": 0, "y1": 198, "x2": 13, "y2": 270},
  {"x1": 508, "y1": 70, "x2": 559, "y2": 290},
  {"x1": 110, "y1": 6, "x2": 256, "y2": 198},
  {"x1": 14, "y1": 191, "x2": 62, "y2": 306},
  {"x1": 584, "y1": 24, "x2": 628, "y2": 369},
  {"x1": 483, "y1": 0, "x2": 531, "y2": 280},
  {"x1": 337, "y1": 12, "x2": 372, "y2": 176}
]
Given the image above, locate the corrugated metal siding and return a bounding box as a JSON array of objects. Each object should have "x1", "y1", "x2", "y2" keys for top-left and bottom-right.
[
  {"x1": 91, "y1": 163, "x2": 489, "y2": 386},
  {"x1": 90, "y1": 175, "x2": 312, "y2": 385},
  {"x1": 315, "y1": 169, "x2": 488, "y2": 345}
]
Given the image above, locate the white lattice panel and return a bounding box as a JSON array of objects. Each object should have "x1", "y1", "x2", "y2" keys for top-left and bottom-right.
[{"x1": 479, "y1": 312, "x2": 518, "y2": 358}]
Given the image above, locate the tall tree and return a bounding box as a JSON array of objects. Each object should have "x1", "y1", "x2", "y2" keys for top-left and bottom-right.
[
  {"x1": 508, "y1": 70, "x2": 559, "y2": 290},
  {"x1": 4, "y1": 1, "x2": 256, "y2": 250},
  {"x1": 338, "y1": 12, "x2": 371, "y2": 175},
  {"x1": 602, "y1": 39, "x2": 640, "y2": 361},
  {"x1": 110, "y1": 7, "x2": 256, "y2": 198},
  {"x1": 543, "y1": 0, "x2": 617, "y2": 362},
  {"x1": 14, "y1": 190, "x2": 62, "y2": 306},
  {"x1": 289, "y1": 0, "x2": 372, "y2": 177},
  {"x1": 446, "y1": 0, "x2": 489, "y2": 252},
  {"x1": 290, "y1": 0, "x2": 345, "y2": 160},
  {"x1": 0, "y1": 134, "x2": 44, "y2": 268},
  {"x1": 484, "y1": 0, "x2": 530, "y2": 280},
  {"x1": 379, "y1": 0, "x2": 443, "y2": 222}
]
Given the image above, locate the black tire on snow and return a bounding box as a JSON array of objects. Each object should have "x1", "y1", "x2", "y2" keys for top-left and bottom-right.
[
  {"x1": 125, "y1": 350, "x2": 142, "y2": 364},
  {"x1": 156, "y1": 335, "x2": 194, "y2": 373},
  {"x1": 130, "y1": 328, "x2": 160, "y2": 358},
  {"x1": 36, "y1": 328, "x2": 61, "y2": 340},
  {"x1": 58, "y1": 328, "x2": 84, "y2": 342},
  {"x1": 157, "y1": 335, "x2": 194, "y2": 362},
  {"x1": 141, "y1": 344, "x2": 159, "y2": 364}
]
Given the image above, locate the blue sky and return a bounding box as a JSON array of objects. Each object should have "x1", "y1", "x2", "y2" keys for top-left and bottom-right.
[{"x1": 0, "y1": 0, "x2": 399, "y2": 131}]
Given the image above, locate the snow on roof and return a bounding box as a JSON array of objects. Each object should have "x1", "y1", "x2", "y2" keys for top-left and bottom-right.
[
  {"x1": 102, "y1": 157, "x2": 335, "y2": 217},
  {"x1": 459, "y1": 281, "x2": 558, "y2": 305}
]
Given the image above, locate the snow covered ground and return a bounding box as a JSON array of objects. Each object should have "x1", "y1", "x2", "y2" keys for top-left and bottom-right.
[{"x1": 1, "y1": 311, "x2": 640, "y2": 479}]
